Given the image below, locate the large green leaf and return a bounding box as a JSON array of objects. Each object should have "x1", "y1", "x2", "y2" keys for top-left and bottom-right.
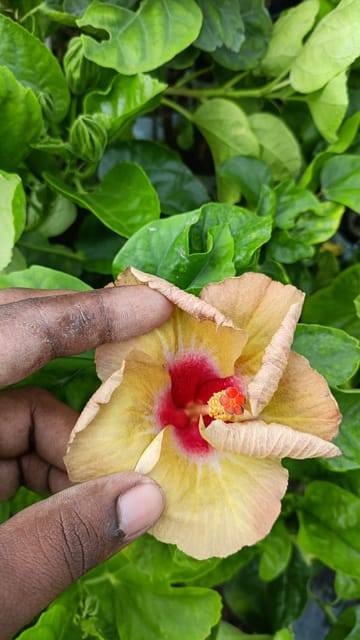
[
  {"x1": 0, "y1": 170, "x2": 26, "y2": 271},
  {"x1": 293, "y1": 324, "x2": 360, "y2": 387},
  {"x1": 211, "y1": 0, "x2": 272, "y2": 71},
  {"x1": 84, "y1": 73, "x2": 166, "y2": 142},
  {"x1": 0, "y1": 67, "x2": 43, "y2": 171},
  {"x1": 323, "y1": 389, "x2": 360, "y2": 472},
  {"x1": 78, "y1": 0, "x2": 202, "y2": 74},
  {"x1": 302, "y1": 264, "x2": 360, "y2": 338},
  {"x1": 44, "y1": 162, "x2": 160, "y2": 238},
  {"x1": 194, "y1": 0, "x2": 245, "y2": 52},
  {"x1": 98, "y1": 140, "x2": 209, "y2": 214},
  {"x1": 306, "y1": 71, "x2": 348, "y2": 143},
  {"x1": 113, "y1": 207, "x2": 235, "y2": 292},
  {"x1": 0, "y1": 13, "x2": 69, "y2": 122},
  {"x1": 217, "y1": 156, "x2": 272, "y2": 208},
  {"x1": 326, "y1": 605, "x2": 360, "y2": 640},
  {"x1": 261, "y1": 0, "x2": 319, "y2": 77},
  {"x1": 290, "y1": 0, "x2": 360, "y2": 93},
  {"x1": 0, "y1": 265, "x2": 91, "y2": 291},
  {"x1": 298, "y1": 481, "x2": 360, "y2": 578},
  {"x1": 258, "y1": 520, "x2": 292, "y2": 582},
  {"x1": 193, "y1": 98, "x2": 259, "y2": 201},
  {"x1": 249, "y1": 113, "x2": 302, "y2": 181},
  {"x1": 321, "y1": 154, "x2": 360, "y2": 212}
]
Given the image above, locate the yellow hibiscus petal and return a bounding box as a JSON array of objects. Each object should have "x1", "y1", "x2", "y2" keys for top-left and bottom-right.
[
  {"x1": 246, "y1": 301, "x2": 303, "y2": 416},
  {"x1": 97, "y1": 267, "x2": 241, "y2": 381},
  {"x1": 200, "y1": 419, "x2": 341, "y2": 459},
  {"x1": 148, "y1": 428, "x2": 288, "y2": 559},
  {"x1": 201, "y1": 273, "x2": 304, "y2": 378},
  {"x1": 65, "y1": 357, "x2": 169, "y2": 482},
  {"x1": 260, "y1": 352, "x2": 341, "y2": 441}
]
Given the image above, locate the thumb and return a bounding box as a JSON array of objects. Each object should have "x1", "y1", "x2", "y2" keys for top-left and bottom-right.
[{"x1": 0, "y1": 472, "x2": 165, "y2": 639}]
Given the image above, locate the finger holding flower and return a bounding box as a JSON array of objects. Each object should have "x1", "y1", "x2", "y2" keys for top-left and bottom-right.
[{"x1": 65, "y1": 268, "x2": 341, "y2": 560}]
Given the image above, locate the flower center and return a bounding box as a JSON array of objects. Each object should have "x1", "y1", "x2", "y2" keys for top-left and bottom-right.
[{"x1": 156, "y1": 353, "x2": 246, "y2": 457}]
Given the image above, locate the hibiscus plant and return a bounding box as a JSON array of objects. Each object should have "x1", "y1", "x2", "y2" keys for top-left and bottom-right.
[{"x1": 2, "y1": 0, "x2": 360, "y2": 638}]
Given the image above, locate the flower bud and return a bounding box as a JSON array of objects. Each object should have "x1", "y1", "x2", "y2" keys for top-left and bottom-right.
[
  {"x1": 64, "y1": 37, "x2": 100, "y2": 95},
  {"x1": 69, "y1": 114, "x2": 108, "y2": 163}
]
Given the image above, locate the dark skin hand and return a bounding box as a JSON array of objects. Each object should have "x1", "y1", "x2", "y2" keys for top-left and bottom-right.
[{"x1": 0, "y1": 285, "x2": 172, "y2": 639}]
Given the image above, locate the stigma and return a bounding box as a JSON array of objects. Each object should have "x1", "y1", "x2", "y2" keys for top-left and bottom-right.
[{"x1": 207, "y1": 386, "x2": 245, "y2": 422}]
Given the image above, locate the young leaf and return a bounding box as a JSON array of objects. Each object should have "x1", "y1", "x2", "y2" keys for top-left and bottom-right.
[
  {"x1": 290, "y1": 0, "x2": 360, "y2": 93},
  {"x1": 0, "y1": 13, "x2": 69, "y2": 122},
  {"x1": 217, "y1": 156, "x2": 272, "y2": 208},
  {"x1": 44, "y1": 162, "x2": 160, "y2": 238},
  {"x1": 0, "y1": 67, "x2": 43, "y2": 171},
  {"x1": 306, "y1": 71, "x2": 348, "y2": 143},
  {"x1": 298, "y1": 481, "x2": 360, "y2": 578},
  {"x1": 0, "y1": 170, "x2": 26, "y2": 271},
  {"x1": 249, "y1": 113, "x2": 302, "y2": 181},
  {"x1": 0, "y1": 265, "x2": 91, "y2": 290},
  {"x1": 84, "y1": 73, "x2": 167, "y2": 143},
  {"x1": 261, "y1": 0, "x2": 319, "y2": 77},
  {"x1": 77, "y1": 0, "x2": 202, "y2": 74}
]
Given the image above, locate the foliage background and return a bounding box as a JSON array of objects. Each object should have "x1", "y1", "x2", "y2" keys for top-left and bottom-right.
[{"x1": 2, "y1": 0, "x2": 360, "y2": 637}]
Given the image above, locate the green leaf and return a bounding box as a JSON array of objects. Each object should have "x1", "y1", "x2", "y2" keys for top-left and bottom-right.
[
  {"x1": 302, "y1": 263, "x2": 360, "y2": 338},
  {"x1": 323, "y1": 389, "x2": 360, "y2": 471},
  {"x1": 44, "y1": 162, "x2": 160, "y2": 238},
  {"x1": 0, "y1": 170, "x2": 26, "y2": 271},
  {"x1": 326, "y1": 605, "x2": 360, "y2": 640},
  {"x1": 190, "y1": 203, "x2": 272, "y2": 274},
  {"x1": 261, "y1": 0, "x2": 319, "y2": 77},
  {"x1": 0, "y1": 265, "x2": 91, "y2": 291},
  {"x1": 266, "y1": 229, "x2": 314, "y2": 264},
  {"x1": 265, "y1": 547, "x2": 311, "y2": 630},
  {"x1": 0, "y1": 13, "x2": 69, "y2": 122},
  {"x1": 0, "y1": 67, "x2": 43, "y2": 171},
  {"x1": 211, "y1": 0, "x2": 272, "y2": 71},
  {"x1": 113, "y1": 203, "x2": 271, "y2": 290},
  {"x1": 98, "y1": 140, "x2": 209, "y2": 214},
  {"x1": 290, "y1": 201, "x2": 344, "y2": 245},
  {"x1": 249, "y1": 113, "x2": 302, "y2": 181},
  {"x1": 293, "y1": 324, "x2": 360, "y2": 387},
  {"x1": 193, "y1": 98, "x2": 259, "y2": 201},
  {"x1": 290, "y1": 0, "x2": 360, "y2": 94},
  {"x1": 113, "y1": 207, "x2": 235, "y2": 292},
  {"x1": 321, "y1": 154, "x2": 360, "y2": 212},
  {"x1": 36, "y1": 195, "x2": 77, "y2": 238},
  {"x1": 306, "y1": 71, "x2": 348, "y2": 143},
  {"x1": 16, "y1": 601, "x2": 79, "y2": 639},
  {"x1": 274, "y1": 180, "x2": 322, "y2": 229},
  {"x1": 85, "y1": 73, "x2": 166, "y2": 143},
  {"x1": 215, "y1": 621, "x2": 272, "y2": 640},
  {"x1": 335, "y1": 573, "x2": 360, "y2": 599},
  {"x1": 78, "y1": 0, "x2": 202, "y2": 74},
  {"x1": 18, "y1": 231, "x2": 83, "y2": 277},
  {"x1": 258, "y1": 520, "x2": 292, "y2": 582},
  {"x1": 75, "y1": 216, "x2": 125, "y2": 275},
  {"x1": 194, "y1": 0, "x2": 245, "y2": 53},
  {"x1": 217, "y1": 156, "x2": 272, "y2": 208},
  {"x1": 298, "y1": 481, "x2": 360, "y2": 579}
]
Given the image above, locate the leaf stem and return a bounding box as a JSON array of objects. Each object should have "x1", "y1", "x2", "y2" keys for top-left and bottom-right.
[
  {"x1": 174, "y1": 64, "x2": 214, "y2": 88},
  {"x1": 166, "y1": 74, "x2": 291, "y2": 100},
  {"x1": 161, "y1": 97, "x2": 193, "y2": 121}
]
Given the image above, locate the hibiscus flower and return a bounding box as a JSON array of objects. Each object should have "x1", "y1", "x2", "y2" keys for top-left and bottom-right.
[{"x1": 65, "y1": 268, "x2": 341, "y2": 560}]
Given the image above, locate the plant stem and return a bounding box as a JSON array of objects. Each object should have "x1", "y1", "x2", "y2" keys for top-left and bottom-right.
[
  {"x1": 161, "y1": 97, "x2": 194, "y2": 121},
  {"x1": 174, "y1": 64, "x2": 214, "y2": 88},
  {"x1": 166, "y1": 78, "x2": 291, "y2": 99}
]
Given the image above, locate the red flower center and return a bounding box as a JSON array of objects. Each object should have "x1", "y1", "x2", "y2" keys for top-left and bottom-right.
[{"x1": 156, "y1": 353, "x2": 245, "y2": 457}]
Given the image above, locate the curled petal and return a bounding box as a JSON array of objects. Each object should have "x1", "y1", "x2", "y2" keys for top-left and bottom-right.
[
  {"x1": 247, "y1": 301, "x2": 303, "y2": 416},
  {"x1": 148, "y1": 428, "x2": 288, "y2": 559},
  {"x1": 65, "y1": 357, "x2": 169, "y2": 482},
  {"x1": 261, "y1": 352, "x2": 341, "y2": 441},
  {"x1": 97, "y1": 267, "x2": 241, "y2": 381},
  {"x1": 135, "y1": 429, "x2": 165, "y2": 474},
  {"x1": 201, "y1": 273, "x2": 304, "y2": 378},
  {"x1": 201, "y1": 418, "x2": 341, "y2": 460}
]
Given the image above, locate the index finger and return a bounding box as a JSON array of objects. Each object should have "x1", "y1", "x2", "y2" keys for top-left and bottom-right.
[{"x1": 0, "y1": 286, "x2": 172, "y2": 385}]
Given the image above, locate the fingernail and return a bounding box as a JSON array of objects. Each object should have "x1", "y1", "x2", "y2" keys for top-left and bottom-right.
[{"x1": 116, "y1": 481, "x2": 165, "y2": 540}]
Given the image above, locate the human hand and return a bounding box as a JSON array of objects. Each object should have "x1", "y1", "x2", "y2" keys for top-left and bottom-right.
[{"x1": 0, "y1": 285, "x2": 172, "y2": 639}]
